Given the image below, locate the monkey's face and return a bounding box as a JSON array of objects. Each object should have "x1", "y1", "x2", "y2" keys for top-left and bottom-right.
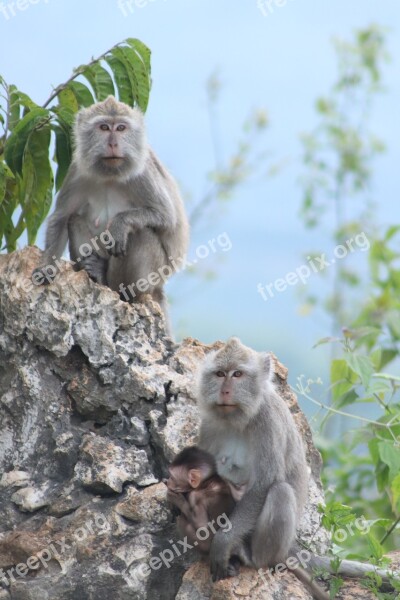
[
  {"x1": 75, "y1": 111, "x2": 147, "y2": 180},
  {"x1": 166, "y1": 468, "x2": 191, "y2": 493},
  {"x1": 166, "y1": 466, "x2": 205, "y2": 493},
  {"x1": 199, "y1": 338, "x2": 270, "y2": 423}
]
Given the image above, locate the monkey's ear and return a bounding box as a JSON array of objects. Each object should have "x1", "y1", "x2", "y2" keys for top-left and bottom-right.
[
  {"x1": 188, "y1": 469, "x2": 202, "y2": 489},
  {"x1": 261, "y1": 352, "x2": 273, "y2": 380}
]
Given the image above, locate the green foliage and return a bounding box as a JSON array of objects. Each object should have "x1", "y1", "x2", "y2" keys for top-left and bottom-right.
[
  {"x1": 299, "y1": 24, "x2": 387, "y2": 327},
  {"x1": 329, "y1": 576, "x2": 344, "y2": 600},
  {"x1": 298, "y1": 25, "x2": 399, "y2": 598},
  {"x1": 0, "y1": 38, "x2": 151, "y2": 251}
]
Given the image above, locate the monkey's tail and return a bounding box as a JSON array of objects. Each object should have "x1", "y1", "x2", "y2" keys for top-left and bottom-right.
[{"x1": 291, "y1": 567, "x2": 330, "y2": 600}]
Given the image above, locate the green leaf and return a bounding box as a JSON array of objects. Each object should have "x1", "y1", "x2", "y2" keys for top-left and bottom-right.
[
  {"x1": 4, "y1": 107, "x2": 50, "y2": 175},
  {"x1": 378, "y1": 441, "x2": 400, "y2": 480},
  {"x1": 20, "y1": 122, "x2": 53, "y2": 244},
  {"x1": 391, "y1": 473, "x2": 400, "y2": 513},
  {"x1": 58, "y1": 87, "x2": 79, "y2": 118},
  {"x1": 336, "y1": 389, "x2": 359, "y2": 408},
  {"x1": 8, "y1": 86, "x2": 37, "y2": 130},
  {"x1": 365, "y1": 533, "x2": 383, "y2": 561},
  {"x1": 387, "y1": 310, "x2": 400, "y2": 339},
  {"x1": 105, "y1": 53, "x2": 134, "y2": 106},
  {"x1": 379, "y1": 350, "x2": 398, "y2": 369},
  {"x1": 369, "y1": 348, "x2": 382, "y2": 370},
  {"x1": 68, "y1": 81, "x2": 94, "y2": 107},
  {"x1": 82, "y1": 63, "x2": 115, "y2": 101},
  {"x1": 366, "y1": 378, "x2": 392, "y2": 396},
  {"x1": 0, "y1": 162, "x2": 14, "y2": 207},
  {"x1": 313, "y1": 336, "x2": 340, "y2": 349},
  {"x1": 51, "y1": 88, "x2": 79, "y2": 135},
  {"x1": 126, "y1": 37, "x2": 151, "y2": 76},
  {"x1": 331, "y1": 359, "x2": 358, "y2": 401},
  {"x1": 329, "y1": 575, "x2": 343, "y2": 599},
  {"x1": 54, "y1": 124, "x2": 72, "y2": 190},
  {"x1": 344, "y1": 353, "x2": 374, "y2": 388},
  {"x1": 118, "y1": 43, "x2": 151, "y2": 111},
  {"x1": 384, "y1": 225, "x2": 400, "y2": 241}
]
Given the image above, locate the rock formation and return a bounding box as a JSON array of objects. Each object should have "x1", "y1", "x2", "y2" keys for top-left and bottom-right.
[{"x1": 0, "y1": 247, "x2": 368, "y2": 599}]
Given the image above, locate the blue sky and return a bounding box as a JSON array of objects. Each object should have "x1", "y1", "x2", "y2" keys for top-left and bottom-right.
[{"x1": 1, "y1": 0, "x2": 399, "y2": 405}]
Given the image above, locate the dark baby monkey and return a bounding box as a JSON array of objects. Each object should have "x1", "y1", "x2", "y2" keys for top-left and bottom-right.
[{"x1": 165, "y1": 446, "x2": 235, "y2": 553}]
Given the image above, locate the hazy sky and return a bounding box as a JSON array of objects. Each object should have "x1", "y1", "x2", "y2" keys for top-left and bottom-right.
[{"x1": 1, "y1": 0, "x2": 399, "y2": 404}]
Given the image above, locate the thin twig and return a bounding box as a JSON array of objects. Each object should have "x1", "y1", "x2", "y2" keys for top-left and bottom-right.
[
  {"x1": 295, "y1": 385, "x2": 398, "y2": 433},
  {"x1": 42, "y1": 43, "x2": 119, "y2": 108},
  {"x1": 380, "y1": 516, "x2": 400, "y2": 546}
]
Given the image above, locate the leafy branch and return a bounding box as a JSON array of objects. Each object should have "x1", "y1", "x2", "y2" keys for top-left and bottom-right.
[{"x1": 0, "y1": 38, "x2": 151, "y2": 252}]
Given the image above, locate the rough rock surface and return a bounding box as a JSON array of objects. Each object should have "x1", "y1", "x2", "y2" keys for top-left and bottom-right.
[{"x1": 0, "y1": 248, "x2": 335, "y2": 599}]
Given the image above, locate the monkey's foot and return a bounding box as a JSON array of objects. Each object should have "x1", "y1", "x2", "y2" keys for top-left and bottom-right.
[
  {"x1": 232, "y1": 542, "x2": 253, "y2": 567},
  {"x1": 226, "y1": 555, "x2": 242, "y2": 577},
  {"x1": 79, "y1": 255, "x2": 108, "y2": 285}
]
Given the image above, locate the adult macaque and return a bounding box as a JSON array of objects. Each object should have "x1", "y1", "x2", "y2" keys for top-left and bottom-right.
[
  {"x1": 165, "y1": 446, "x2": 236, "y2": 555},
  {"x1": 33, "y1": 96, "x2": 189, "y2": 324},
  {"x1": 198, "y1": 337, "x2": 309, "y2": 579},
  {"x1": 197, "y1": 338, "x2": 399, "y2": 599}
]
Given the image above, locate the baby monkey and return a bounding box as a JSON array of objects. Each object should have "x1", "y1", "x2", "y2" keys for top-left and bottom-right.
[
  {"x1": 166, "y1": 447, "x2": 329, "y2": 599},
  {"x1": 166, "y1": 446, "x2": 248, "y2": 572}
]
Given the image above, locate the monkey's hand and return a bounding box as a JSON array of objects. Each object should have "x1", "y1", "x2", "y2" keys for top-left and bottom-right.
[
  {"x1": 107, "y1": 213, "x2": 140, "y2": 256},
  {"x1": 209, "y1": 529, "x2": 234, "y2": 581},
  {"x1": 166, "y1": 490, "x2": 186, "y2": 512}
]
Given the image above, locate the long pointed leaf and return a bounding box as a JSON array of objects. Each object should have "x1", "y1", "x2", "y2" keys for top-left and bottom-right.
[
  {"x1": 105, "y1": 54, "x2": 134, "y2": 106},
  {"x1": 4, "y1": 108, "x2": 50, "y2": 175},
  {"x1": 82, "y1": 64, "x2": 115, "y2": 101}
]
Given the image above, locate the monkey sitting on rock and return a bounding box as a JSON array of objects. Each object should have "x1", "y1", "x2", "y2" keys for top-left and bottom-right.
[
  {"x1": 194, "y1": 337, "x2": 398, "y2": 599},
  {"x1": 198, "y1": 336, "x2": 310, "y2": 578},
  {"x1": 33, "y1": 96, "x2": 189, "y2": 326}
]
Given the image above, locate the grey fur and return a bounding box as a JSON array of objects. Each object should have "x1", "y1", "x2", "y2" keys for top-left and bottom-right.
[
  {"x1": 198, "y1": 337, "x2": 309, "y2": 580},
  {"x1": 33, "y1": 96, "x2": 189, "y2": 328}
]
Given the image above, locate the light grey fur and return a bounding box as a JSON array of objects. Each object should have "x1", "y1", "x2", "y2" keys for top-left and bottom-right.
[
  {"x1": 198, "y1": 338, "x2": 400, "y2": 597},
  {"x1": 198, "y1": 337, "x2": 309, "y2": 580},
  {"x1": 34, "y1": 96, "x2": 189, "y2": 325}
]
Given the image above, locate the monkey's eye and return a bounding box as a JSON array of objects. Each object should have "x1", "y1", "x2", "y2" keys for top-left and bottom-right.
[
  {"x1": 116, "y1": 124, "x2": 126, "y2": 132},
  {"x1": 216, "y1": 370, "x2": 225, "y2": 377},
  {"x1": 232, "y1": 370, "x2": 242, "y2": 378},
  {"x1": 99, "y1": 124, "x2": 110, "y2": 131}
]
